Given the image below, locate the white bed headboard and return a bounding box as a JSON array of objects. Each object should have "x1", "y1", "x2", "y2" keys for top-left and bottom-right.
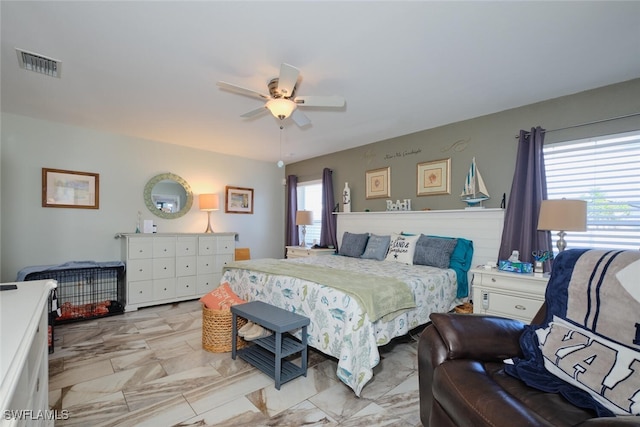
[{"x1": 335, "y1": 209, "x2": 505, "y2": 269}]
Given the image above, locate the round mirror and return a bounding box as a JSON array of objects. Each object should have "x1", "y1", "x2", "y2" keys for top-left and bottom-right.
[{"x1": 143, "y1": 173, "x2": 193, "y2": 219}]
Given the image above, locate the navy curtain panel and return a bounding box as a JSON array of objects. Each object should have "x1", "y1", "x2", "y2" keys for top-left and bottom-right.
[
  {"x1": 320, "y1": 168, "x2": 338, "y2": 249},
  {"x1": 286, "y1": 174, "x2": 298, "y2": 247},
  {"x1": 498, "y1": 127, "x2": 553, "y2": 265}
]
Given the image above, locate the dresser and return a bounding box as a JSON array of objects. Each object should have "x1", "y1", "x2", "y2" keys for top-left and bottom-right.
[
  {"x1": 471, "y1": 268, "x2": 549, "y2": 323},
  {"x1": 285, "y1": 246, "x2": 336, "y2": 258},
  {"x1": 1, "y1": 280, "x2": 56, "y2": 427},
  {"x1": 120, "y1": 233, "x2": 236, "y2": 311}
]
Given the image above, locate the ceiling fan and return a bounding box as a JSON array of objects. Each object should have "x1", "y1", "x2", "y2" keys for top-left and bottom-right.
[{"x1": 217, "y1": 63, "x2": 345, "y2": 127}]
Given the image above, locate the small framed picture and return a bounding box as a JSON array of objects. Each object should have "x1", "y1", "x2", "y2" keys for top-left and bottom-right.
[
  {"x1": 417, "y1": 158, "x2": 451, "y2": 196},
  {"x1": 225, "y1": 186, "x2": 254, "y2": 214},
  {"x1": 42, "y1": 168, "x2": 99, "y2": 209},
  {"x1": 365, "y1": 167, "x2": 391, "y2": 199}
]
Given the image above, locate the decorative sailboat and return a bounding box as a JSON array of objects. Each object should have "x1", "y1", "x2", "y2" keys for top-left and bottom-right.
[{"x1": 461, "y1": 157, "x2": 490, "y2": 208}]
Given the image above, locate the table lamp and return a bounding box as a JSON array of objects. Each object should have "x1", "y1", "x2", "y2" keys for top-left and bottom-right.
[
  {"x1": 199, "y1": 194, "x2": 219, "y2": 233},
  {"x1": 537, "y1": 199, "x2": 587, "y2": 252},
  {"x1": 295, "y1": 210, "x2": 313, "y2": 247}
]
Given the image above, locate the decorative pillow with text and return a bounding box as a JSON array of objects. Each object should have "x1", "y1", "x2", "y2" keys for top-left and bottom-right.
[{"x1": 385, "y1": 233, "x2": 420, "y2": 264}]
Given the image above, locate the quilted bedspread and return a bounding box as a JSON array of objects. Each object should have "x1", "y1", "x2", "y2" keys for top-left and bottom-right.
[{"x1": 221, "y1": 255, "x2": 458, "y2": 395}]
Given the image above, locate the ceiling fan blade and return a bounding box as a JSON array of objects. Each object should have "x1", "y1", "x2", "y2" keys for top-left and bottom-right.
[
  {"x1": 294, "y1": 95, "x2": 345, "y2": 107},
  {"x1": 240, "y1": 106, "x2": 269, "y2": 118},
  {"x1": 291, "y1": 109, "x2": 311, "y2": 127},
  {"x1": 277, "y1": 63, "x2": 300, "y2": 97},
  {"x1": 217, "y1": 81, "x2": 270, "y2": 100}
]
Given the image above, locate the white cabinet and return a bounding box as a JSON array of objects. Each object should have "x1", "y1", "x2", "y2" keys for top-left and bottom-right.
[
  {"x1": 1, "y1": 280, "x2": 56, "y2": 427},
  {"x1": 121, "y1": 233, "x2": 236, "y2": 310},
  {"x1": 471, "y1": 268, "x2": 549, "y2": 323}
]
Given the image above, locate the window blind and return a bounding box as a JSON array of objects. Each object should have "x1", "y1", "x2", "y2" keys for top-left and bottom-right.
[{"x1": 543, "y1": 130, "x2": 640, "y2": 251}]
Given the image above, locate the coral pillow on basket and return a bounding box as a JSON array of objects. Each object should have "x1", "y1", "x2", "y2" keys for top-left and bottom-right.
[{"x1": 200, "y1": 282, "x2": 246, "y2": 310}]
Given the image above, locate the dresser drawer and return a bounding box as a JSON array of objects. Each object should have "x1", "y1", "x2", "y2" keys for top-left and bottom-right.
[
  {"x1": 197, "y1": 256, "x2": 215, "y2": 275},
  {"x1": 215, "y1": 254, "x2": 234, "y2": 271},
  {"x1": 176, "y1": 276, "x2": 196, "y2": 297},
  {"x1": 482, "y1": 291, "x2": 544, "y2": 321},
  {"x1": 127, "y1": 259, "x2": 153, "y2": 281},
  {"x1": 153, "y1": 258, "x2": 175, "y2": 279},
  {"x1": 176, "y1": 236, "x2": 197, "y2": 257},
  {"x1": 216, "y1": 237, "x2": 235, "y2": 254},
  {"x1": 153, "y1": 278, "x2": 176, "y2": 300},
  {"x1": 153, "y1": 237, "x2": 176, "y2": 258},
  {"x1": 129, "y1": 280, "x2": 153, "y2": 304},
  {"x1": 199, "y1": 236, "x2": 215, "y2": 255},
  {"x1": 129, "y1": 238, "x2": 153, "y2": 259},
  {"x1": 176, "y1": 255, "x2": 196, "y2": 277},
  {"x1": 197, "y1": 274, "x2": 220, "y2": 294}
]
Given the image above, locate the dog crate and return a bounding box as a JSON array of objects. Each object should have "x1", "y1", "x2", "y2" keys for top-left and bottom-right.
[{"x1": 20, "y1": 261, "x2": 126, "y2": 324}]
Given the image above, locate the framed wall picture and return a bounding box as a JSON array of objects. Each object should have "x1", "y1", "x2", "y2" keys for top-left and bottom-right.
[
  {"x1": 417, "y1": 158, "x2": 451, "y2": 196},
  {"x1": 365, "y1": 167, "x2": 391, "y2": 199},
  {"x1": 225, "y1": 186, "x2": 254, "y2": 214},
  {"x1": 42, "y1": 168, "x2": 99, "y2": 209}
]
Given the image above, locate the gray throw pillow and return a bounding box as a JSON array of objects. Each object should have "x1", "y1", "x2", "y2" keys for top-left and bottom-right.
[
  {"x1": 414, "y1": 235, "x2": 458, "y2": 268},
  {"x1": 339, "y1": 232, "x2": 369, "y2": 258},
  {"x1": 361, "y1": 234, "x2": 391, "y2": 261}
]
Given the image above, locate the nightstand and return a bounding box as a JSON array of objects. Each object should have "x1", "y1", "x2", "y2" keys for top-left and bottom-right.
[
  {"x1": 285, "y1": 246, "x2": 336, "y2": 259},
  {"x1": 470, "y1": 268, "x2": 549, "y2": 323}
]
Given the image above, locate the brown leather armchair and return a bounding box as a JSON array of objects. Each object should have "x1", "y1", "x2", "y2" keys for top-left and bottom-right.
[{"x1": 418, "y1": 306, "x2": 640, "y2": 426}]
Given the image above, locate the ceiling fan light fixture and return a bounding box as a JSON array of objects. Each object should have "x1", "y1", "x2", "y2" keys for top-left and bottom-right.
[{"x1": 266, "y1": 98, "x2": 296, "y2": 120}]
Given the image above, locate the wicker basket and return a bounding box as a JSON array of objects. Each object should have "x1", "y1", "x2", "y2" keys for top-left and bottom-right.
[
  {"x1": 454, "y1": 302, "x2": 474, "y2": 314},
  {"x1": 202, "y1": 305, "x2": 248, "y2": 353}
]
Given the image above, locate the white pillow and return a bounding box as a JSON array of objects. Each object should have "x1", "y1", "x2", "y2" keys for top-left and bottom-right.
[
  {"x1": 536, "y1": 316, "x2": 640, "y2": 416},
  {"x1": 385, "y1": 233, "x2": 419, "y2": 264}
]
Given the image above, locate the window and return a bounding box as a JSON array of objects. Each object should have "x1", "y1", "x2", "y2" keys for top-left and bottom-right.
[
  {"x1": 297, "y1": 180, "x2": 323, "y2": 245},
  {"x1": 544, "y1": 130, "x2": 640, "y2": 251}
]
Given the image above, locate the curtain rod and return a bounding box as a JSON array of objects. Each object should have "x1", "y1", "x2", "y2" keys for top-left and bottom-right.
[{"x1": 515, "y1": 112, "x2": 640, "y2": 139}]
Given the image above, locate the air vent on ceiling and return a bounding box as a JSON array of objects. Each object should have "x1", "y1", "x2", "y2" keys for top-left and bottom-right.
[{"x1": 16, "y1": 48, "x2": 61, "y2": 78}]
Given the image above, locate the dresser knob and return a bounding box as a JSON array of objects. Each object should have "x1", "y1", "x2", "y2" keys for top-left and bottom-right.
[
  {"x1": 491, "y1": 277, "x2": 497, "y2": 282},
  {"x1": 515, "y1": 305, "x2": 526, "y2": 310}
]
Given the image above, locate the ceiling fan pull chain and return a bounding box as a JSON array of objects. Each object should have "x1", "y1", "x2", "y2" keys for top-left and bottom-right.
[{"x1": 277, "y1": 125, "x2": 284, "y2": 168}]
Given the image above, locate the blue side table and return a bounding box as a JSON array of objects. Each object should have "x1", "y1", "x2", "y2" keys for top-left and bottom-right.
[{"x1": 231, "y1": 301, "x2": 310, "y2": 389}]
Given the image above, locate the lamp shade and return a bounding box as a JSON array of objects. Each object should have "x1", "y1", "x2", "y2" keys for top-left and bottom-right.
[
  {"x1": 537, "y1": 199, "x2": 587, "y2": 231},
  {"x1": 199, "y1": 194, "x2": 219, "y2": 211},
  {"x1": 266, "y1": 98, "x2": 296, "y2": 119},
  {"x1": 295, "y1": 210, "x2": 313, "y2": 226}
]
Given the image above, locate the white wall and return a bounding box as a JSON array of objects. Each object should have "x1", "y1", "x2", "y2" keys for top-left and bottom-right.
[{"x1": 1, "y1": 113, "x2": 285, "y2": 282}]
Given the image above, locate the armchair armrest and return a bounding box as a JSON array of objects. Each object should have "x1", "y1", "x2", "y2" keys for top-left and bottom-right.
[{"x1": 430, "y1": 313, "x2": 527, "y2": 362}]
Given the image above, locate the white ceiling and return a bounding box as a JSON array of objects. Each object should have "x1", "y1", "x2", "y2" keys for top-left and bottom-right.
[{"x1": 2, "y1": 1, "x2": 640, "y2": 165}]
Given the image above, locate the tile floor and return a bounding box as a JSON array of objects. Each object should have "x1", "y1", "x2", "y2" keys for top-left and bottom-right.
[{"x1": 48, "y1": 300, "x2": 425, "y2": 426}]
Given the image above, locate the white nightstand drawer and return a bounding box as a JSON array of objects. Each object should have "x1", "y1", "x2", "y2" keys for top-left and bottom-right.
[
  {"x1": 483, "y1": 291, "x2": 544, "y2": 321},
  {"x1": 479, "y1": 272, "x2": 541, "y2": 288}
]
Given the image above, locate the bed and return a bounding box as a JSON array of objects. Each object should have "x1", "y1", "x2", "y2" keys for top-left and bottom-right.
[{"x1": 222, "y1": 209, "x2": 505, "y2": 395}]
